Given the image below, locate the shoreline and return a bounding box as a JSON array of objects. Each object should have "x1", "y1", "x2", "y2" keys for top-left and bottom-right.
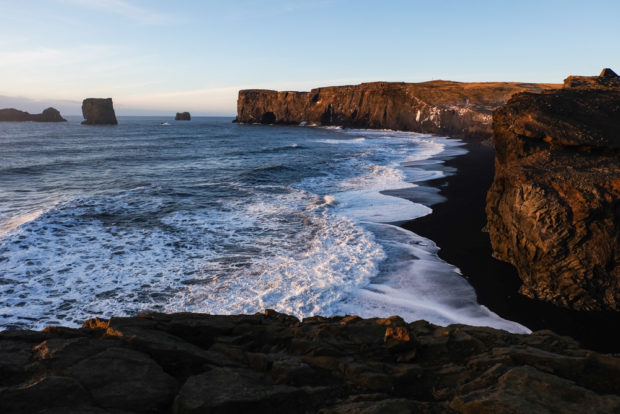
[{"x1": 402, "y1": 138, "x2": 620, "y2": 353}]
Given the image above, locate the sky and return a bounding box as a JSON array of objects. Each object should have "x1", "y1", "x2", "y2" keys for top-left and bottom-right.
[{"x1": 1, "y1": 0, "x2": 619, "y2": 116}]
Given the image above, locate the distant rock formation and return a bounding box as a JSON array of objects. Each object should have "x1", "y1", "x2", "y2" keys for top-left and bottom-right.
[
  {"x1": 236, "y1": 81, "x2": 560, "y2": 139},
  {"x1": 486, "y1": 69, "x2": 620, "y2": 311},
  {"x1": 81, "y1": 98, "x2": 118, "y2": 125},
  {"x1": 0, "y1": 107, "x2": 66, "y2": 122},
  {"x1": 1, "y1": 311, "x2": 619, "y2": 413},
  {"x1": 175, "y1": 112, "x2": 191, "y2": 121}
]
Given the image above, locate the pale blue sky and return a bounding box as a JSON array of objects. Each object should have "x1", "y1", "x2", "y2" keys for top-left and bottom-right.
[{"x1": 1, "y1": 0, "x2": 618, "y2": 115}]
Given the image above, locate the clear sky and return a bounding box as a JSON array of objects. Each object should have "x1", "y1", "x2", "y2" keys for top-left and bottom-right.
[{"x1": 1, "y1": 0, "x2": 619, "y2": 115}]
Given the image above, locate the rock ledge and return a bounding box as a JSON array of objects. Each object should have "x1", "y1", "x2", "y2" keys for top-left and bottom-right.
[{"x1": 1, "y1": 311, "x2": 618, "y2": 413}]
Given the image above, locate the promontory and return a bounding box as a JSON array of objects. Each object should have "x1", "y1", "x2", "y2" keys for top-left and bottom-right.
[{"x1": 236, "y1": 80, "x2": 559, "y2": 140}]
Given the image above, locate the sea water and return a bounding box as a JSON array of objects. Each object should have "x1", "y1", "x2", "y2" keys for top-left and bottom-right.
[{"x1": 0, "y1": 117, "x2": 528, "y2": 332}]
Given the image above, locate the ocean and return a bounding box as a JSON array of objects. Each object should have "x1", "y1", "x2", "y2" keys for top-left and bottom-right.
[{"x1": 0, "y1": 116, "x2": 527, "y2": 333}]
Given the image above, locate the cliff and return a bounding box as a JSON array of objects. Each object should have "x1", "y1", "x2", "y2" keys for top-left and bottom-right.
[
  {"x1": 1, "y1": 311, "x2": 619, "y2": 413},
  {"x1": 486, "y1": 69, "x2": 620, "y2": 311},
  {"x1": 236, "y1": 81, "x2": 559, "y2": 139},
  {"x1": 0, "y1": 107, "x2": 66, "y2": 122},
  {"x1": 175, "y1": 111, "x2": 191, "y2": 121},
  {"x1": 82, "y1": 98, "x2": 118, "y2": 125}
]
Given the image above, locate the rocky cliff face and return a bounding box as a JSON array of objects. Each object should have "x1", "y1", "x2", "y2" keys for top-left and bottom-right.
[
  {"x1": 237, "y1": 81, "x2": 559, "y2": 139},
  {"x1": 81, "y1": 98, "x2": 118, "y2": 125},
  {"x1": 486, "y1": 69, "x2": 620, "y2": 311},
  {"x1": 175, "y1": 111, "x2": 191, "y2": 120},
  {"x1": 1, "y1": 311, "x2": 619, "y2": 414},
  {"x1": 0, "y1": 107, "x2": 66, "y2": 122}
]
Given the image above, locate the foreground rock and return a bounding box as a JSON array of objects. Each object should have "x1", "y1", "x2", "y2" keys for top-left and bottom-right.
[
  {"x1": 1, "y1": 311, "x2": 619, "y2": 413},
  {"x1": 0, "y1": 107, "x2": 66, "y2": 122},
  {"x1": 486, "y1": 69, "x2": 620, "y2": 311},
  {"x1": 81, "y1": 98, "x2": 118, "y2": 125},
  {"x1": 236, "y1": 81, "x2": 559, "y2": 139},
  {"x1": 175, "y1": 111, "x2": 191, "y2": 120}
]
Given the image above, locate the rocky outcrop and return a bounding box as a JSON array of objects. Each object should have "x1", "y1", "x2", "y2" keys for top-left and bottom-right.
[
  {"x1": 236, "y1": 81, "x2": 559, "y2": 139},
  {"x1": 1, "y1": 311, "x2": 619, "y2": 413},
  {"x1": 175, "y1": 112, "x2": 191, "y2": 121},
  {"x1": 486, "y1": 69, "x2": 620, "y2": 311},
  {"x1": 81, "y1": 98, "x2": 118, "y2": 125},
  {"x1": 0, "y1": 107, "x2": 66, "y2": 122}
]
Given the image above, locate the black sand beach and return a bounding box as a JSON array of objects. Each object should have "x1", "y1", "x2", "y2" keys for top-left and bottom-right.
[{"x1": 403, "y1": 139, "x2": 620, "y2": 353}]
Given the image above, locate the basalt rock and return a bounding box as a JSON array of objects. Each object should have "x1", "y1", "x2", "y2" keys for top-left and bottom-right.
[
  {"x1": 236, "y1": 81, "x2": 559, "y2": 139},
  {"x1": 486, "y1": 69, "x2": 620, "y2": 311},
  {"x1": 81, "y1": 98, "x2": 118, "y2": 125},
  {"x1": 1, "y1": 311, "x2": 618, "y2": 413},
  {"x1": 175, "y1": 112, "x2": 191, "y2": 121},
  {"x1": 0, "y1": 107, "x2": 66, "y2": 122}
]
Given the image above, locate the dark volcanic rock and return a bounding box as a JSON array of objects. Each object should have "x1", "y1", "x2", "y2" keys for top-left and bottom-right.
[
  {"x1": 1, "y1": 311, "x2": 619, "y2": 413},
  {"x1": 486, "y1": 69, "x2": 620, "y2": 311},
  {"x1": 175, "y1": 112, "x2": 191, "y2": 121},
  {"x1": 81, "y1": 98, "x2": 118, "y2": 125},
  {"x1": 236, "y1": 81, "x2": 559, "y2": 139},
  {"x1": 0, "y1": 107, "x2": 66, "y2": 122}
]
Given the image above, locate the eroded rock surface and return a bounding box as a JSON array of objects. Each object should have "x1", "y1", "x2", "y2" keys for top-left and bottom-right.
[
  {"x1": 486, "y1": 69, "x2": 620, "y2": 311},
  {"x1": 82, "y1": 98, "x2": 118, "y2": 125},
  {"x1": 236, "y1": 81, "x2": 559, "y2": 139},
  {"x1": 1, "y1": 311, "x2": 618, "y2": 413},
  {"x1": 0, "y1": 107, "x2": 66, "y2": 122}
]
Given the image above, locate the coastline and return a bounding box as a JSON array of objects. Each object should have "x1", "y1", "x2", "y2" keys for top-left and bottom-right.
[{"x1": 403, "y1": 138, "x2": 620, "y2": 353}]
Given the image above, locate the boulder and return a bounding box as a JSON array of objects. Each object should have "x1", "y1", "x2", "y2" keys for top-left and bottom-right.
[
  {"x1": 486, "y1": 69, "x2": 620, "y2": 310},
  {"x1": 81, "y1": 98, "x2": 118, "y2": 125},
  {"x1": 175, "y1": 112, "x2": 191, "y2": 121}
]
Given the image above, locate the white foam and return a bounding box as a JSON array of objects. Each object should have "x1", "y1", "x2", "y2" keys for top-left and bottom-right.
[
  {"x1": 0, "y1": 126, "x2": 526, "y2": 334},
  {"x1": 164, "y1": 203, "x2": 385, "y2": 318},
  {"x1": 316, "y1": 137, "x2": 366, "y2": 144},
  {"x1": 334, "y1": 224, "x2": 530, "y2": 333}
]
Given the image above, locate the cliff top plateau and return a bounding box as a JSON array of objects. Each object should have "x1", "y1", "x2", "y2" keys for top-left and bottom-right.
[
  {"x1": 1, "y1": 311, "x2": 619, "y2": 413},
  {"x1": 0, "y1": 107, "x2": 66, "y2": 122}
]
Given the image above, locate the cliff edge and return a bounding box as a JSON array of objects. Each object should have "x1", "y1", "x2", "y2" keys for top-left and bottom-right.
[
  {"x1": 1, "y1": 311, "x2": 619, "y2": 413},
  {"x1": 0, "y1": 107, "x2": 66, "y2": 122},
  {"x1": 236, "y1": 81, "x2": 559, "y2": 139},
  {"x1": 486, "y1": 69, "x2": 620, "y2": 311}
]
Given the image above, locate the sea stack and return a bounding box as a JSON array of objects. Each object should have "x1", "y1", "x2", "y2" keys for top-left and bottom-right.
[
  {"x1": 81, "y1": 98, "x2": 118, "y2": 125},
  {"x1": 0, "y1": 107, "x2": 66, "y2": 122},
  {"x1": 486, "y1": 69, "x2": 620, "y2": 311},
  {"x1": 175, "y1": 112, "x2": 191, "y2": 121}
]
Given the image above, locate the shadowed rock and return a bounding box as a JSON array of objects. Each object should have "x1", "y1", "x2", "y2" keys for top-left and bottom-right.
[
  {"x1": 0, "y1": 311, "x2": 618, "y2": 413},
  {"x1": 487, "y1": 69, "x2": 620, "y2": 311},
  {"x1": 0, "y1": 107, "x2": 66, "y2": 122},
  {"x1": 81, "y1": 98, "x2": 118, "y2": 125},
  {"x1": 175, "y1": 112, "x2": 191, "y2": 121},
  {"x1": 236, "y1": 81, "x2": 560, "y2": 140}
]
